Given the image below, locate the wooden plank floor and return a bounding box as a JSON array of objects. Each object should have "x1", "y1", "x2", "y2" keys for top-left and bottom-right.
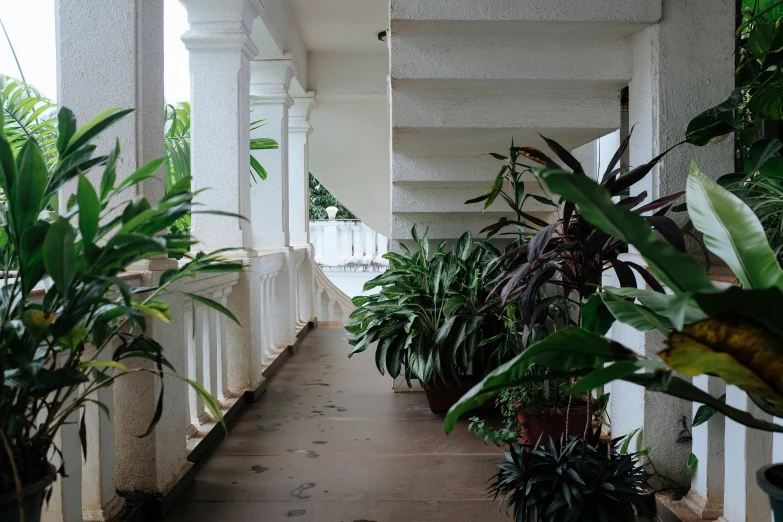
[{"x1": 164, "y1": 326, "x2": 509, "y2": 522}]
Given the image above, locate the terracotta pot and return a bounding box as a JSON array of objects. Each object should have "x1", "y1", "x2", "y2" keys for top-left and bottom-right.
[
  {"x1": 517, "y1": 406, "x2": 590, "y2": 445},
  {"x1": 424, "y1": 378, "x2": 496, "y2": 414},
  {"x1": 0, "y1": 465, "x2": 56, "y2": 522}
]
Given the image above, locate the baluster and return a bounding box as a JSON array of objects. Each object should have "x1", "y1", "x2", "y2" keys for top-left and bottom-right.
[
  {"x1": 188, "y1": 305, "x2": 209, "y2": 425},
  {"x1": 42, "y1": 410, "x2": 82, "y2": 522},
  {"x1": 82, "y1": 379, "x2": 124, "y2": 521},
  {"x1": 183, "y1": 309, "x2": 198, "y2": 438},
  {"x1": 351, "y1": 225, "x2": 363, "y2": 263},
  {"x1": 313, "y1": 223, "x2": 323, "y2": 264},
  {"x1": 683, "y1": 375, "x2": 725, "y2": 519},
  {"x1": 207, "y1": 290, "x2": 222, "y2": 405},
  {"x1": 327, "y1": 300, "x2": 335, "y2": 322},
  {"x1": 363, "y1": 225, "x2": 376, "y2": 264},
  {"x1": 377, "y1": 233, "x2": 389, "y2": 266},
  {"x1": 339, "y1": 222, "x2": 353, "y2": 265},
  {"x1": 265, "y1": 274, "x2": 276, "y2": 358},
  {"x1": 720, "y1": 385, "x2": 772, "y2": 522}
]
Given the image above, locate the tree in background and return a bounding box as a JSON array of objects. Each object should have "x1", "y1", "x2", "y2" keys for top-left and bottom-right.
[{"x1": 310, "y1": 172, "x2": 357, "y2": 220}]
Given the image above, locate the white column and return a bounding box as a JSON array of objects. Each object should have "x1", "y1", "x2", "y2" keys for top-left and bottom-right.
[
  {"x1": 312, "y1": 223, "x2": 324, "y2": 263},
  {"x1": 250, "y1": 56, "x2": 298, "y2": 250},
  {"x1": 56, "y1": 0, "x2": 165, "y2": 205},
  {"x1": 630, "y1": 0, "x2": 734, "y2": 199},
  {"x1": 683, "y1": 375, "x2": 726, "y2": 520},
  {"x1": 351, "y1": 226, "x2": 363, "y2": 263},
  {"x1": 180, "y1": 0, "x2": 263, "y2": 251},
  {"x1": 377, "y1": 233, "x2": 389, "y2": 265},
  {"x1": 289, "y1": 93, "x2": 316, "y2": 247},
  {"x1": 612, "y1": 0, "x2": 735, "y2": 478},
  {"x1": 719, "y1": 386, "x2": 772, "y2": 522}
]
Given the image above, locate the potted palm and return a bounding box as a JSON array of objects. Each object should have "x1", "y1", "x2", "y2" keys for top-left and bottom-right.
[
  {"x1": 445, "y1": 161, "x2": 783, "y2": 520},
  {"x1": 0, "y1": 107, "x2": 241, "y2": 522},
  {"x1": 345, "y1": 227, "x2": 521, "y2": 412}
]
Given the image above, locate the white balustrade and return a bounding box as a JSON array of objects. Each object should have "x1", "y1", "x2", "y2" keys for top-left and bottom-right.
[{"x1": 310, "y1": 220, "x2": 388, "y2": 269}]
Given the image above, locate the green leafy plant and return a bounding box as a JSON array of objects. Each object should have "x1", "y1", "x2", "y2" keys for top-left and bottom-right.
[
  {"x1": 489, "y1": 434, "x2": 652, "y2": 522},
  {"x1": 345, "y1": 227, "x2": 519, "y2": 387},
  {"x1": 444, "y1": 161, "x2": 783, "y2": 436},
  {"x1": 0, "y1": 106, "x2": 243, "y2": 513}
]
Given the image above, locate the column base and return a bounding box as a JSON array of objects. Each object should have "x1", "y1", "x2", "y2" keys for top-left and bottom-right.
[
  {"x1": 82, "y1": 495, "x2": 125, "y2": 522},
  {"x1": 682, "y1": 490, "x2": 723, "y2": 520}
]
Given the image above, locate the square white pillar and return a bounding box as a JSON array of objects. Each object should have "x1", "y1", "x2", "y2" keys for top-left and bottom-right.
[
  {"x1": 249, "y1": 56, "x2": 298, "y2": 251},
  {"x1": 181, "y1": 0, "x2": 263, "y2": 252},
  {"x1": 289, "y1": 93, "x2": 316, "y2": 247},
  {"x1": 56, "y1": 0, "x2": 165, "y2": 205}
]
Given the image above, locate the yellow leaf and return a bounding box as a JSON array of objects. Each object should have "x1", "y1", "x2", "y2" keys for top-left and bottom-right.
[
  {"x1": 662, "y1": 315, "x2": 783, "y2": 410},
  {"x1": 77, "y1": 360, "x2": 129, "y2": 372}
]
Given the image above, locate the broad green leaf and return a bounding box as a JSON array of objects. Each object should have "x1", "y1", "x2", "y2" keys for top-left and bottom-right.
[
  {"x1": 601, "y1": 291, "x2": 672, "y2": 334},
  {"x1": 539, "y1": 170, "x2": 714, "y2": 294},
  {"x1": 443, "y1": 328, "x2": 635, "y2": 434},
  {"x1": 132, "y1": 301, "x2": 172, "y2": 323},
  {"x1": 77, "y1": 360, "x2": 129, "y2": 372},
  {"x1": 570, "y1": 361, "x2": 642, "y2": 394},
  {"x1": 624, "y1": 373, "x2": 783, "y2": 432},
  {"x1": 12, "y1": 139, "x2": 48, "y2": 237},
  {"x1": 57, "y1": 107, "x2": 77, "y2": 155},
  {"x1": 176, "y1": 291, "x2": 240, "y2": 325},
  {"x1": 692, "y1": 394, "x2": 726, "y2": 427},
  {"x1": 603, "y1": 287, "x2": 707, "y2": 331},
  {"x1": 662, "y1": 315, "x2": 783, "y2": 411},
  {"x1": 113, "y1": 157, "x2": 165, "y2": 194},
  {"x1": 685, "y1": 90, "x2": 742, "y2": 146},
  {"x1": 65, "y1": 107, "x2": 134, "y2": 156},
  {"x1": 687, "y1": 162, "x2": 783, "y2": 291},
  {"x1": 582, "y1": 293, "x2": 615, "y2": 335},
  {"x1": 43, "y1": 218, "x2": 77, "y2": 293},
  {"x1": 77, "y1": 174, "x2": 100, "y2": 243}
]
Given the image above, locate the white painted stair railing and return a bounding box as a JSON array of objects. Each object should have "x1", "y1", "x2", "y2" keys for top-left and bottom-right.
[
  {"x1": 311, "y1": 219, "x2": 389, "y2": 268},
  {"x1": 42, "y1": 247, "x2": 318, "y2": 522}
]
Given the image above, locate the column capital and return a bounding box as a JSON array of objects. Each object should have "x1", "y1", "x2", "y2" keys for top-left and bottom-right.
[
  {"x1": 289, "y1": 92, "x2": 316, "y2": 134},
  {"x1": 179, "y1": 0, "x2": 262, "y2": 58},
  {"x1": 250, "y1": 54, "x2": 298, "y2": 107}
]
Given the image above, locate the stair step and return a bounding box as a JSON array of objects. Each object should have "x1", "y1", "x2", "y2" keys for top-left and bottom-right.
[
  {"x1": 390, "y1": 31, "x2": 632, "y2": 83},
  {"x1": 391, "y1": 0, "x2": 660, "y2": 24},
  {"x1": 392, "y1": 182, "x2": 551, "y2": 214},
  {"x1": 391, "y1": 212, "x2": 551, "y2": 240},
  {"x1": 393, "y1": 126, "x2": 617, "y2": 158},
  {"x1": 392, "y1": 87, "x2": 620, "y2": 130}
]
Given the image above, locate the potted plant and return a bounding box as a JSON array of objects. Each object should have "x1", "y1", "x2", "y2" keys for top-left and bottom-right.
[
  {"x1": 489, "y1": 430, "x2": 653, "y2": 522},
  {"x1": 464, "y1": 134, "x2": 690, "y2": 443},
  {"x1": 0, "y1": 107, "x2": 241, "y2": 522},
  {"x1": 444, "y1": 160, "x2": 783, "y2": 519},
  {"x1": 345, "y1": 227, "x2": 521, "y2": 413}
]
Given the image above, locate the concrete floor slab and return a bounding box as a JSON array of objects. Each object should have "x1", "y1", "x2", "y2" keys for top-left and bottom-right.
[{"x1": 164, "y1": 327, "x2": 509, "y2": 522}]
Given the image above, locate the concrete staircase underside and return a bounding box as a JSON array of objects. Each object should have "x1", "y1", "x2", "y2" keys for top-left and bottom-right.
[{"x1": 389, "y1": 2, "x2": 659, "y2": 243}]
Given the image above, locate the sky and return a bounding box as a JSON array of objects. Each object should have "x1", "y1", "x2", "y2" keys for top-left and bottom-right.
[{"x1": 0, "y1": 0, "x2": 191, "y2": 103}]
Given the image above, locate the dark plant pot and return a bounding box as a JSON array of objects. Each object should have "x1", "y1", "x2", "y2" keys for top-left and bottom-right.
[
  {"x1": 0, "y1": 465, "x2": 56, "y2": 522},
  {"x1": 517, "y1": 406, "x2": 589, "y2": 445},
  {"x1": 424, "y1": 378, "x2": 496, "y2": 414},
  {"x1": 758, "y1": 464, "x2": 783, "y2": 522}
]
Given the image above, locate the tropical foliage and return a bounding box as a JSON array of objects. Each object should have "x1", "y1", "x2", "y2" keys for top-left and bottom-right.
[
  {"x1": 445, "y1": 162, "x2": 783, "y2": 435},
  {"x1": 309, "y1": 173, "x2": 356, "y2": 220},
  {"x1": 470, "y1": 133, "x2": 690, "y2": 346},
  {"x1": 345, "y1": 227, "x2": 520, "y2": 387},
  {"x1": 490, "y1": 434, "x2": 652, "y2": 522},
  {"x1": 0, "y1": 106, "x2": 242, "y2": 500}
]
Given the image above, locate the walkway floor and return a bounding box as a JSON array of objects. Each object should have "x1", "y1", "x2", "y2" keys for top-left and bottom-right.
[{"x1": 165, "y1": 326, "x2": 509, "y2": 522}]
